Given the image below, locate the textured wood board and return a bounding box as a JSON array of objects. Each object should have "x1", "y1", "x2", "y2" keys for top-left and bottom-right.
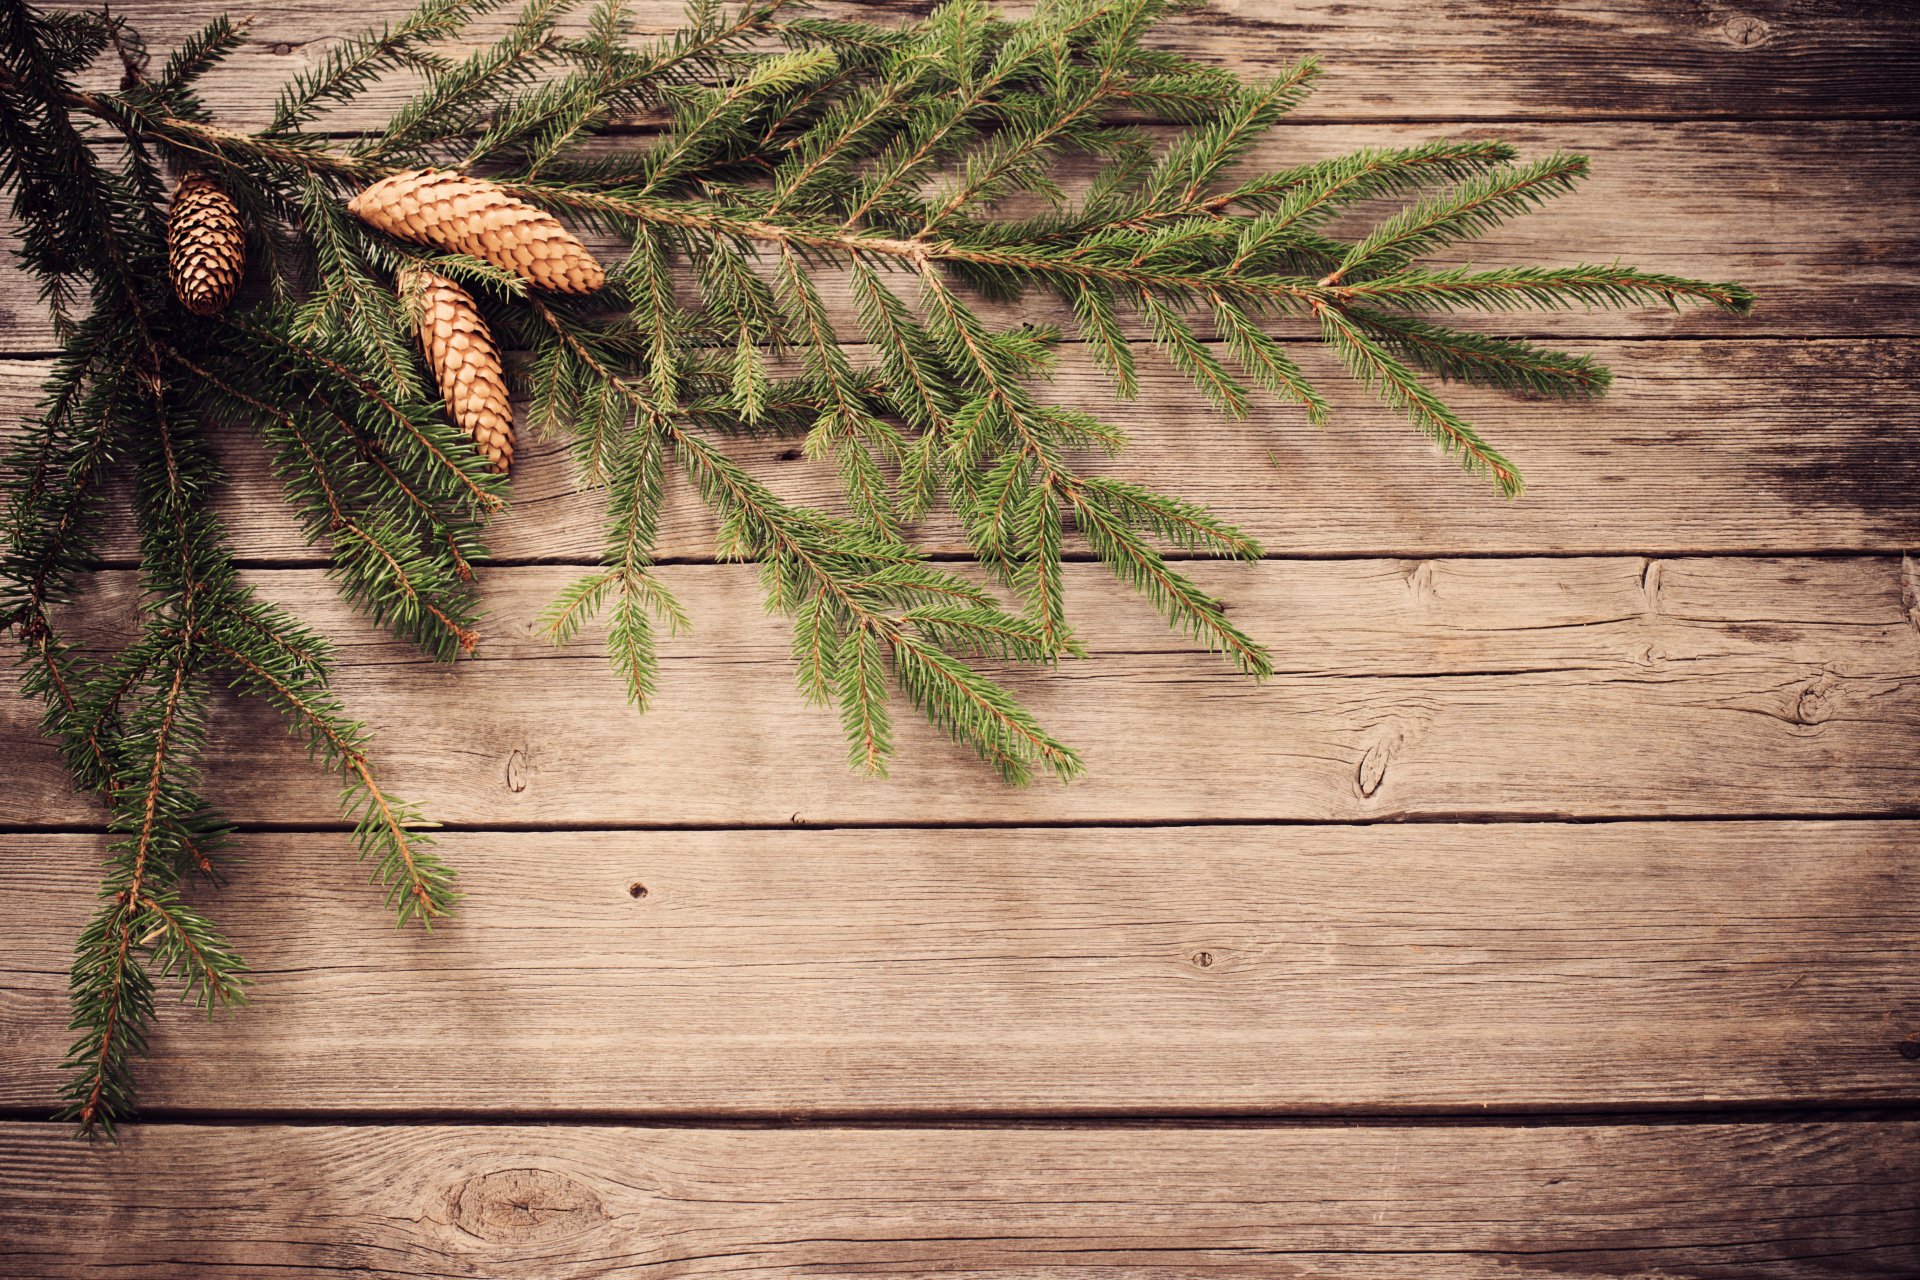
[
  {"x1": 7, "y1": 121, "x2": 1914, "y2": 348},
  {"x1": 2, "y1": 1, "x2": 1916, "y2": 1268},
  {"x1": 78, "y1": 0, "x2": 1920, "y2": 128},
  {"x1": 4, "y1": 338, "x2": 1916, "y2": 562},
  {"x1": 7, "y1": 555, "x2": 1918, "y2": 826},
  {"x1": 4, "y1": 823, "x2": 1917, "y2": 1113},
  {"x1": 2, "y1": 1121, "x2": 1915, "y2": 1278}
]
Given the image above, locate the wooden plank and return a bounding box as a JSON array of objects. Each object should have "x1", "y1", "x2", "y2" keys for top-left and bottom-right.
[
  {"x1": 4, "y1": 822, "x2": 1917, "y2": 1112},
  {"x1": 7, "y1": 555, "x2": 1919, "y2": 826},
  {"x1": 1, "y1": 1120, "x2": 1913, "y2": 1276},
  {"x1": 5, "y1": 122, "x2": 1915, "y2": 348},
  {"x1": 77, "y1": 1, "x2": 1920, "y2": 128},
  {"x1": 4, "y1": 338, "x2": 1916, "y2": 562}
]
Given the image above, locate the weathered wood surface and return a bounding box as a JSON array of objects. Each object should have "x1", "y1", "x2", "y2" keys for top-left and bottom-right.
[
  {"x1": 7, "y1": 556, "x2": 1918, "y2": 826},
  {"x1": 4, "y1": 823, "x2": 1916, "y2": 1113},
  {"x1": 5, "y1": 338, "x2": 1917, "y2": 562},
  {"x1": 3, "y1": 1121, "x2": 1915, "y2": 1278},
  {"x1": 5, "y1": 0, "x2": 1917, "y2": 1270},
  {"x1": 7, "y1": 121, "x2": 1916, "y2": 348},
  {"x1": 80, "y1": 0, "x2": 1920, "y2": 128}
]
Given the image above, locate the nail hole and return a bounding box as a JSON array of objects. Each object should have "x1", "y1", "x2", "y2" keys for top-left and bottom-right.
[
  {"x1": 1898, "y1": 1040, "x2": 1920, "y2": 1061},
  {"x1": 627, "y1": 882, "x2": 648, "y2": 899}
]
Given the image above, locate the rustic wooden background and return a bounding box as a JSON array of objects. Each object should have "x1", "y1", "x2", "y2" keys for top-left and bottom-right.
[{"x1": 3, "y1": 1, "x2": 1919, "y2": 1275}]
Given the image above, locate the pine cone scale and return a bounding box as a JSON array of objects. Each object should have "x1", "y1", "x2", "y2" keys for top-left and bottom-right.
[{"x1": 350, "y1": 170, "x2": 605, "y2": 294}]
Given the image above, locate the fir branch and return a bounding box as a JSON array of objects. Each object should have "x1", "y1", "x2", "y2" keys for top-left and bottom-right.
[
  {"x1": 207, "y1": 632, "x2": 457, "y2": 925},
  {"x1": 1316, "y1": 300, "x2": 1524, "y2": 495},
  {"x1": 1345, "y1": 308, "x2": 1612, "y2": 399},
  {"x1": 1332, "y1": 153, "x2": 1589, "y2": 281},
  {"x1": 269, "y1": 0, "x2": 498, "y2": 134},
  {"x1": 1335, "y1": 263, "x2": 1756, "y2": 315},
  {"x1": 1063, "y1": 477, "x2": 1271, "y2": 678},
  {"x1": 60, "y1": 645, "x2": 212, "y2": 1137},
  {"x1": 1209, "y1": 295, "x2": 1330, "y2": 424},
  {"x1": 228, "y1": 316, "x2": 509, "y2": 515},
  {"x1": 184, "y1": 355, "x2": 482, "y2": 657},
  {"x1": 146, "y1": 15, "x2": 250, "y2": 120},
  {"x1": 367, "y1": 0, "x2": 577, "y2": 162},
  {"x1": 531, "y1": 297, "x2": 1079, "y2": 780},
  {"x1": 1255, "y1": 138, "x2": 1519, "y2": 231}
]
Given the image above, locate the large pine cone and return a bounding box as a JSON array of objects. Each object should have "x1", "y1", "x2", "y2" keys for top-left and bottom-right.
[
  {"x1": 167, "y1": 171, "x2": 245, "y2": 316},
  {"x1": 403, "y1": 268, "x2": 515, "y2": 474},
  {"x1": 350, "y1": 170, "x2": 605, "y2": 295}
]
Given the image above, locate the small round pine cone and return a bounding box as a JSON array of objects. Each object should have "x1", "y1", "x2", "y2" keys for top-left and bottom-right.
[
  {"x1": 349, "y1": 169, "x2": 605, "y2": 295},
  {"x1": 403, "y1": 267, "x2": 515, "y2": 474},
  {"x1": 167, "y1": 171, "x2": 245, "y2": 316}
]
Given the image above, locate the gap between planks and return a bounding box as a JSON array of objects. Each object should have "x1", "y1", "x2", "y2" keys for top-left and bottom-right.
[
  {"x1": 13, "y1": 809, "x2": 1920, "y2": 838},
  {"x1": 24, "y1": 548, "x2": 1920, "y2": 575},
  {"x1": 6, "y1": 334, "x2": 1897, "y2": 363},
  {"x1": 5, "y1": 1104, "x2": 1920, "y2": 1129}
]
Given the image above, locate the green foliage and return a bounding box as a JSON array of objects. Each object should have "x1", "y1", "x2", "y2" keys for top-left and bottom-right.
[{"x1": 0, "y1": 0, "x2": 1749, "y2": 1134}]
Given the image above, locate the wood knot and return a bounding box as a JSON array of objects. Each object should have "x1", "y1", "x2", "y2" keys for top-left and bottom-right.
[
  {"x1": 1791, "y1": 673, "x2": 1840, "y2": 726},
  {"x1": 504, "y1": 747, "x2": 530, "y2": 793},
  {"x1": 449, "y1": 1167, "x2": 605, "y2": 1244},
  {"x1": 1356, "y1": 734, "x2": 1401, "y2": 799},
  {"x1": 1720, "y1": 12, "x2": 1772, "y2": 47},
  {"x1": 1181, "y1": 946, "x2": 1243, "y2": 975},
  {"x1": 1404, "y1": 560, "x2": 1437, "y2": 601}
]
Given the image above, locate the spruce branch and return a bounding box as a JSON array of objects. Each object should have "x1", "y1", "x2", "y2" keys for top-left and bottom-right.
[
  {"x1": 207, "y1": 631, "x2": 457, "y2": 925},
  {"x1": 268, "y1": 0, "x2": 498, "y2": 135},
  {"x1": 1315, "y1": 300, "x2": 1524, "y2": 495},
  {"x1": 1344, "y1": 308, "x2": 1612, "y2": 399}
]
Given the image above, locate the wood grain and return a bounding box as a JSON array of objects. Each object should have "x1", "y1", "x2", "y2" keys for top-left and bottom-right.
[
  {"x1": 2, "y1": 3, "x2": 1916, "y2": 1267},
  {"x1": 2, "y1": 1120, "x2": 1914, "y2": 1277},
  {"x1": 7, "y1": 555, "x2": 1918, "y2": 827},
  {"x1": 79, "y1": 0, "x2": 1920, "y2": 129},
  {"x1": 7, "y1": 121, "x2": 1913, "y2": 348},
  {"x1": 4, "y1": 338, "x2": 1916, "y2": 562},
  {"x1": 4, "y1": 823, "x2": 1917, "y2": 1113}
]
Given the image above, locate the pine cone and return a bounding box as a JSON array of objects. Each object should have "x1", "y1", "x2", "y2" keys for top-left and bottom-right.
[
  {"x1": 404, "y1": 268, "x2": 515, "y2": 474},
  {"x1": 167, "y1": 171, "x2": 245, "y2": 316},
  {"x1": 349, "y1": 170, "x2": 605, "y2": 294}
]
